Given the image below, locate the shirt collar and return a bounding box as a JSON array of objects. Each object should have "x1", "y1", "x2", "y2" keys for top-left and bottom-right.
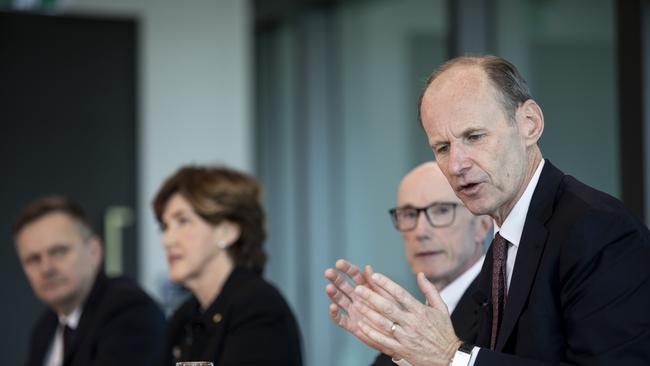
[
  {"x1": 440, "y1": 254, "x2": 485, "y2": 313},
  {"x1": 493, "y1": 159, "x2": 545, "y2": 247},
  {"x1": 58, "y1": 307, "x2": 82, "y2": 330}
]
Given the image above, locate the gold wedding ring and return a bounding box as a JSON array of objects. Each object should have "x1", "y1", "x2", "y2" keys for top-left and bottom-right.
[{"x1": 390, "y1": 322, "x2": 397, "y2": 333}]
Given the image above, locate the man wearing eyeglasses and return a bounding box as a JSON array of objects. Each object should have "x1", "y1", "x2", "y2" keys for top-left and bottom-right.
[
  {"x1": 326, "y1": 161, "x2": 491, "y2": 365},
  {"x1": 377, "y1": 161, "x2": 492, "y2": 365}
]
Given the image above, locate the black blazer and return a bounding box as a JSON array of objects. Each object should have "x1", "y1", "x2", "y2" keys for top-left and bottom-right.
[
  {"x1": 26, "y1": 271, "x2": 166, "y2": 366},
  {"x1": 160, "y1": 267, "x2": 303, "y2": 366},
  {"x1": 371, "y1": 276, "x2": 480, "y2": 366},
  {"x1": 473, "y1": 161, "x2": 650, "y2": 365}
]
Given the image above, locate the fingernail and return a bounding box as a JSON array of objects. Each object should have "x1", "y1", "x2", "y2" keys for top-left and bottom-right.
[
  {"x1": 355, "y1": 285, "x2": 366, "y2": 296},
  {"x1": 371, "y1": 273, "x2": 380, "y2": 281}
]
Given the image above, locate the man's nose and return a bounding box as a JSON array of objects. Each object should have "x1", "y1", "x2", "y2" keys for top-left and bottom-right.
[
  {"x1": 447, "y1": 144, "x2": 471, "y2": 176},
  {"x1": 414, "y1": 210, "x2": 432, "y2": 232},
  {"x1": 39, "y1": 255, "x2": 56, "y2": 276},
  {"x1": 413, "y1": 212, "x2": 435, "y2": 244}
]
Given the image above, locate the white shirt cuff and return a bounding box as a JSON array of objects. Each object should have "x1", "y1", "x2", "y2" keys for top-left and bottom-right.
[
  {"x1": 390, "y1": 346, "x2": 480, "y2": 366},
  {"x1": 467, "y1": 346, "x2": 481, "y2": 366}
]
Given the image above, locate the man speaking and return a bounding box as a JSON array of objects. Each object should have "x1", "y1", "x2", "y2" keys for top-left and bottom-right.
[{"x1": 325, "y1": 55, "x2": 650, "y2": 365}]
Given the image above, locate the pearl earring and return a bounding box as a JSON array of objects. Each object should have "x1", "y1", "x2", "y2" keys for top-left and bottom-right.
[{"x1": 217, "y1": 240, "x2": 227, "y2": 249}]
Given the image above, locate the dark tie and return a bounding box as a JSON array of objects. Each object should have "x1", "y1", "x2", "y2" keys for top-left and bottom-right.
[
  {"x1": 62, "y1": 323, "x2": 75, "y2": 361},
  {"x1": 490, "y1": 233, "x2": 508, "y2": 350}
]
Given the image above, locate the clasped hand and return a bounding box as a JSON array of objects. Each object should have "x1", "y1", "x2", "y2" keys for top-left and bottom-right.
[{"x1": 324, "y1": 259, "x2": 461, "y2": 366}]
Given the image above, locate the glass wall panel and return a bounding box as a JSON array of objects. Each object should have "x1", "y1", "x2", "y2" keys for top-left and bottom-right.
[
  {"x1": 257, "y1": 1, "x2": 619, "y2": 364},
  {"x1": 495, "y1": 0, "x2": 619, "y2": 197},
  {"x1": 256, "y1": 1, "x2": 448, "y2": 365}
]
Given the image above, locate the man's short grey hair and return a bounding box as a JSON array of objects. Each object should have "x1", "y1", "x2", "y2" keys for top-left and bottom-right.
[{"x1": 418, "y1": 55, "x2": 533, "y2": 124}]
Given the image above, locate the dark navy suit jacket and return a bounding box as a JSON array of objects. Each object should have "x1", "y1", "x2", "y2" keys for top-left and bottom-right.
[
  {"x1": 472, "y1": 161, "x2": 650, "y2": 365},
  {"x1": 26, "y1": 271, "x2": 165, "y2": 366}
]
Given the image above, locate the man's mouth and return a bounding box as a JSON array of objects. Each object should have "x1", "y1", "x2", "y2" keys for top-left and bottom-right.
[
  {"x1": 41, "y1": 278, "x2": 64, "y2": 290},
  {"x1": 458, "y1": 182, "x2": 481, "y2": 195},
  {"x1": 167, "y1": 254, "x2": 182, "y2": 265},
  {"x1": 415, "y1": 250, "x2": 444, "y2": 258}
]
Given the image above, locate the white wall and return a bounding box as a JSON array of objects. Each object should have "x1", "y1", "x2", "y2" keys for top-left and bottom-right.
[{"x1": 63, "y1": 0, "x2": 252, "y2": 299}]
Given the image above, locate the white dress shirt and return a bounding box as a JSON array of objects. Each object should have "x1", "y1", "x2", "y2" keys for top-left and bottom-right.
[
  {"x1": 465, "y1": 159, "x2": 545, "y2": 366},
  {"x1": 440, "y1": 255, "x2": 485, "y2": 314},
  {"x1": 44, "y1": 307, "x2": 82, "y2": 366},
  {"x1": 395, "y1": 159, "x2": 546, "y2": 366}
]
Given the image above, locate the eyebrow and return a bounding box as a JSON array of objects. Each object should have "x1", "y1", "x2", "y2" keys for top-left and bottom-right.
[
  {"x1": 461, "y1": 127, "x2": 486, "y2": 136},
  {"x1": 22, "y1": 243, "x2": 71, "y2": 262},
  {"x1": 22, "y1": 252, "x2": 40, "y2": 263},
  {"x1": 396, "y1": 201, "x2": 460, "y2": 209},
  {"x1": 454, "y1": 126, "x2": 486, "y2": 139},
  {"x1": 161, "y1": 209, "x2": 191, "y2": 227},
  {"x1": 430, "y1": 126, "x2": 486, "y2": 145},
  {"x1": 47, "y1": 242, "x2": 70, "y2": 250},
  {"x1": 164, "y1": 209, "x2": 187, "y2": 219}
]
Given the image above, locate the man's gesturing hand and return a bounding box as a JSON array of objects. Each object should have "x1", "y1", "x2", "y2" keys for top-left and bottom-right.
[{"x1": 353, "y1": 272, "x2": 462, "y2": 366}]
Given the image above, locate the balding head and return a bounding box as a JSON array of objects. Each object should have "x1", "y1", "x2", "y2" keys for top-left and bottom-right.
[
  {"x1": 418, "y1": 56, "x2": 544, "y2": 225},
  {"x1": 392, "y1": 161, "x2": 491, "y2": 289},
  {"x1": 398, "y1": 161, "x2": 455, "y2": 206},
  {"x1": 418, "y1": 55, "x2": 532, "y2": 125}
]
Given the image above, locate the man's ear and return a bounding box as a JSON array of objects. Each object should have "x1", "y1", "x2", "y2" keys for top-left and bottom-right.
[
  {"x1": 214, "y1": 220, "x2": 241, "y2": 248},
  {"x1": 89, "y1": 236, "x2": 103, "y2": 265},
  {"x1": 517, "y1": 99, "x2": 544, "y2": 147}
]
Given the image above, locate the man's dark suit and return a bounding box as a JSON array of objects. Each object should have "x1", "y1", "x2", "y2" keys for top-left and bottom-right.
[
  {"x1": 371, "y1": 277, "x2": 480, "y2": 366},
  {"x1": 26, "y1": 271, "x2": 165, "y2": 366},
  {"x1": 472, "y1": 161, "x2": 650, "y2": 365}
]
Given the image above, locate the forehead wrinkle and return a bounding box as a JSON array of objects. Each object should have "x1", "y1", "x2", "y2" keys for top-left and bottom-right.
[{"x1": 423, "y1": 65, "x2": 495, "y2": 142}]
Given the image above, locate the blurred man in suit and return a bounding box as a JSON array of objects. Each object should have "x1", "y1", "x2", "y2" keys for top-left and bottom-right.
[
  {"x1": 14, "y1": 195, "x2": 165, "y2": 366},
  {"x1": 326, "y1": 161, "x2": 491, "y2": 365}
]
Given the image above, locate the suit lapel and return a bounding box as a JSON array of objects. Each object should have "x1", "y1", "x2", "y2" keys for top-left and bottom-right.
[
  {"x1": 451, "y1": 276, "x2": 481, "y2": 343},
  {"x1": 30, "y1": 312, "x2": 58, "y2": 366},
  {"x1": 471, "y1": 244, "x2": 494, "y2": 348},
  {"x1": 495, "y1": 217, "x2": 547, "y2": 350},
  {"x1": 64, "y1": 271, "x2": 107, "y2": 365},
  {"x1": 495, "y1": 161, "x2": 564, "y2": 351}
]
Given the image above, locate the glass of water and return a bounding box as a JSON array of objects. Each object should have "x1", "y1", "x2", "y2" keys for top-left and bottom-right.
[{"x1": 176, "y1": 363, "x2": 213, "y2": 366}]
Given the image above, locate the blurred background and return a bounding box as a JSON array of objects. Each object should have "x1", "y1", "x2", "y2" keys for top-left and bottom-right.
[{"x1": 0, "y1": 0, "x2": 647, "y2": 364}]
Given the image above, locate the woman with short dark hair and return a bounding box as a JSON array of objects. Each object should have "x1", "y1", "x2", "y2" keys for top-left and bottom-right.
[{"x1": 153, "y1": 165, "x2": 302, "y2": 366}]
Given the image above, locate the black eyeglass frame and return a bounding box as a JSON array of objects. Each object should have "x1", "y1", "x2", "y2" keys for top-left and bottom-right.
[{"x1": 388, "y1": 201, "x2": 461, "y2": 231}]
